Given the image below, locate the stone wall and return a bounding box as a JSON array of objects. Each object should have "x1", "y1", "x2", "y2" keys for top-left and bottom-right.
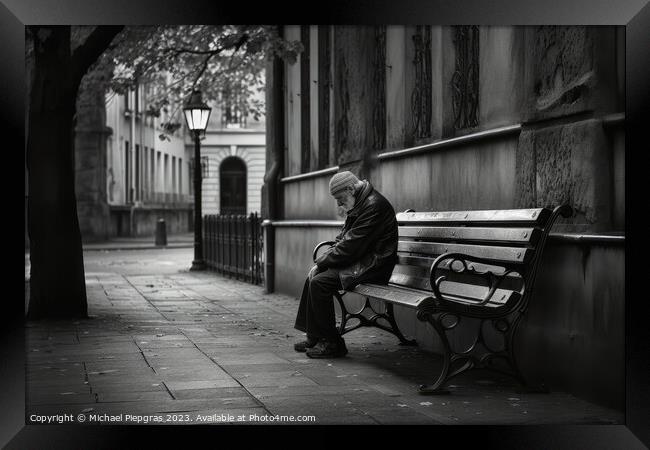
[
  {"x1": 108, "y1": 205, "x2": 192, "y2": 238},
  {"x1": 267, "y1": 25, "x2": 624, "y2": 410},
  {"x1": 514, "y1": 26, "x2": 622, "y2": 232},
  {"x1": 516, "y1": 119, "x2": 612, "y2": 231}
]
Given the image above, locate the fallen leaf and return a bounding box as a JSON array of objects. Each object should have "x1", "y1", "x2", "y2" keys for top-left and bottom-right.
[{"x1": 88, "y1": 370, "x2": 119, "y2": 375}]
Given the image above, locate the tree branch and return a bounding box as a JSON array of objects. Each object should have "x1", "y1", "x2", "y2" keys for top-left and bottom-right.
[
  {"x1": 164, "y1": 47, "x2": 224, "y2": 56},
  {"x1": 72, "y1": 26, "x2": 124, "y2": 86},
  {"x1": 190, "y1": 54, "x2": 215, "y2": 90}
]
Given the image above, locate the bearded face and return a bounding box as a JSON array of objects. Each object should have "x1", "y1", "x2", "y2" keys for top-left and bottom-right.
[{"x1": 333, "y1": 186, "x2": 356, "y2": 213}]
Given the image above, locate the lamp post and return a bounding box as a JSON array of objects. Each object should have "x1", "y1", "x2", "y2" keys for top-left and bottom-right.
[{"x1": 183, "y1": 90, "x2": 212, "y2": 271}]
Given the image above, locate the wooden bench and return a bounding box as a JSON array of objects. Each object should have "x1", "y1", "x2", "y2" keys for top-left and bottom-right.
[{"x1": 313, "y1": 205, "x2": 572, "y2": 394}]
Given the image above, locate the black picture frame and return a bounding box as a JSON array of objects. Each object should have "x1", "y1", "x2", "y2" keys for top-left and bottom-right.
[{"x1": 4, "y1": 0, "x2": 649, "y2": 447}]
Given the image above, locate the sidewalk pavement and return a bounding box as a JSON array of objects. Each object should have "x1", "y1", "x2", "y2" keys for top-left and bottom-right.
[
  {"x1": 24, "y1": 249, "x2": 624, "y2": 426},
  {"x1": 82, "y1": 233, "x2": 195, "y2": 251}
]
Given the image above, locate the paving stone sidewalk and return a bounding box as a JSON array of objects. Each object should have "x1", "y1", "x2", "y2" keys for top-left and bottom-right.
[
  {"x1": 81, "y1": 233, "x2": 195, "y2": 251},
  {"x1": 25, "y1": 255, "x2": 624, "y2": 425}
]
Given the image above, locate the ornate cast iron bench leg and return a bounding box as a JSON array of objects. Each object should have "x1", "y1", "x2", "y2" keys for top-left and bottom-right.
[
  {"x1": 416, "y1": 309, "x2": 454, "y2": 394},
  {"x1": 481, "y1": 315, "x2": 529, "y2": 388},
  {"x1": 416, "y1": 308, "x2": 547, "y2": 395},
  {"x1": 334, "y1": 292, "x2": 416, "y2": 346}
]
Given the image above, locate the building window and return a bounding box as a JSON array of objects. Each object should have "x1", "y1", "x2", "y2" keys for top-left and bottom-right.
[
  {"x1": 163, "y1": 154, "x2": 169, "y2": 194},
  {"x1": 143, "y1": 147, "x2": 148, "y2": 200},
  {"x1": 220, "y1": 156, "x2": 247, "y2": 215},
  {"x1": 134, "y1": 83, "x2": 141, "y2": 116},
  {"x1": 172, "y1": 156, "x2": 177, "y2": 198},
  {"x1": 178, "y1": 158, "x2": 183, "y2": 195},
  {"x1": 149, "y1": 148, "x2": 154, "y2": 197},
  {"x1": 221, "y1": 90, "x2": 247, "y2": 129},
  {"x1": 124, "y1": 141, "x2": 130, "y2": 203},
  {"x1": 451, "y1": 25, "x2": 480, "y2": 130},
  {"x1": 135, "y1": 144, "x2": 140, "y2": 201},
  {"x1": 156, "y1": 151, "x2": 161, "y2": 194}
]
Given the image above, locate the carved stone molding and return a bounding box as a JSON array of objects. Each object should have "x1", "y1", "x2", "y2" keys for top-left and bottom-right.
[
  {"x1": 451, "y1": 26, "x2": 479, "y2": 130},
  {"x1": 411, "y1": 25, "x2": 432, "y2": 139}
]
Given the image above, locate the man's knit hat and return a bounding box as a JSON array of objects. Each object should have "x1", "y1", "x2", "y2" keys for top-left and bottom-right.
[{"x1": 329, "y1": 171, "x2": 359, "y2": 196}]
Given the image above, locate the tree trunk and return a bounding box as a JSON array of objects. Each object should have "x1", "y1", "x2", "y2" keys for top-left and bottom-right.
[{"x1": 26, "y1": 27, "x2": 88, "y2": 319}]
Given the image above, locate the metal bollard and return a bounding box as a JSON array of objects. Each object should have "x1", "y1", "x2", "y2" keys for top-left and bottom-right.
[{"x1": 155, "y1": 218, "x2": 167, "y2": 246}]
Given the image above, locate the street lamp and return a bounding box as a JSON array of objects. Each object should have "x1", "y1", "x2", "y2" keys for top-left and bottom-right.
[{"x1": 183, "y1": 90, "x2": 212, "y2": 271}]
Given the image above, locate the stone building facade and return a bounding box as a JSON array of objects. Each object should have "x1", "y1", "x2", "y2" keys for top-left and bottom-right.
[
  {"x1": 75, "y1": 77, "x2": 266, "y2": 241},
  {"x1": 262, "y1": 26, "x2": 625, "y2": 410},
  {"x1": 192, "y1": 88, "x2": 266, "y2": 217},
  {"x1": 75, "y1": 81, "x2": 193, "y2": 241}
]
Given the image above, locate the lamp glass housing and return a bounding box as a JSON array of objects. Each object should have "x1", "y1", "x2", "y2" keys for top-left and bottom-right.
[{"x1": 183, "y1": 91, "x2": 212, "y2": 131}]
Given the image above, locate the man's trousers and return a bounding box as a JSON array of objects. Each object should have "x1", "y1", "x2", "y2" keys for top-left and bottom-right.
[
  {"x1": 293, "y1": 269, "x2": 342, "y2": 341},
  {"x1": 293, "y1": 267, "x2": 392, "y2": 341}
]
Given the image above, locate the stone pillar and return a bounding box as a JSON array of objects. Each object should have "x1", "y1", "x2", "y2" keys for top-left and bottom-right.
[
  {"x1": 261, "y1": 27, "x2": 286, "y2": 293},
  {"x1": 75, "y1": 74, "x2": 112, "y2": 242}
]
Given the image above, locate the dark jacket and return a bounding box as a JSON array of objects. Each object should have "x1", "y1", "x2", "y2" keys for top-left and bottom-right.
[{"x1": 314, "y1": 180, "x2": 398, "y2": 290}]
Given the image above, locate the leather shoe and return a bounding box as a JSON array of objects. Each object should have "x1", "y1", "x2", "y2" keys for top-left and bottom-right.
[
  {"x1": 294, "y1": 336, "x2": 319, "y2": 352},
  {"x1": 306, "y1": 338, "x2": 348, "y2": 359}
]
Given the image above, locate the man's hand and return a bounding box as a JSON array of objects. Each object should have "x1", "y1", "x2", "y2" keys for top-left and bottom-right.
[{"x1": 308, "y1": 265, "x2": 321, "y2": 281}]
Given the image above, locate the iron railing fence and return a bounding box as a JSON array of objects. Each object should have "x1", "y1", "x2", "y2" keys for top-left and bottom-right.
[{"x1": 203, "y1": 213, "x2": 264, "y2": 285}]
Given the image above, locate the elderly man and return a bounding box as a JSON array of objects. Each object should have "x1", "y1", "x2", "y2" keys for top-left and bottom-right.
[{"x1": 293, "y1": 171, "x2": 399, "y2": 358}]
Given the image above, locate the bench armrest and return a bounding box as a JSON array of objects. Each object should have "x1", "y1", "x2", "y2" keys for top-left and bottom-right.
[
  {"x1": 429, "y1": 252, "x2": 525, "y2": 307},
  {"x1": 313, "y1": 240, "x2": 336, "y2": 263}
]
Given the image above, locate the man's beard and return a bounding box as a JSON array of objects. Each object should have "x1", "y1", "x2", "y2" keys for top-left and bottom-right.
[{"x1": 337, "y1": 205, "x2": 348, "y2": 218}]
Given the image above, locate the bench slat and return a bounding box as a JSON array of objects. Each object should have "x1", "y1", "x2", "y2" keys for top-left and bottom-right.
[
  {"x1": 397, "y1": 241, "x2": 532, "y2": 263},
  {"x1": 353, "y1": 283, "x2": 516, "y2": 309},
  {"x1": 351, "y1": 284, "x2": 432, "y2": 309},
  {"x1": 396, "y1": 208, "x2": 550, "y2": 225},
  {"x1": 389, "y1": 272, "x2": 515, "y2": 305},
  {"x1": 390, "y1": 264, "x2": 524, "y2": 293},
  {"x1": 397, "y1": 254, "x2": 515, "y2": 274},
  {"x1": 399, "y1": 226, "x2": 541, "y2": 246}
]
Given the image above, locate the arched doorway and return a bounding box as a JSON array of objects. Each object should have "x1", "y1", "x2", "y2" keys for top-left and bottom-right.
[{"x1": 220, "y1": 156, "x2": 247, "y2": 215}]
